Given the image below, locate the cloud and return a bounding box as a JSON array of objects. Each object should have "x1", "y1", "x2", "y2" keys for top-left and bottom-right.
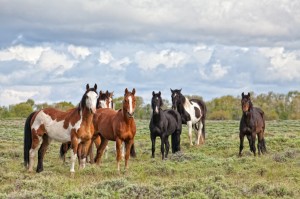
[
  {"x1": 0, "y1": 45, "x2": 47, "y2": 64},
  {"x1": 37, "y1": 49, "x2": 77, "y2": 75},
  {"x1": 98, "y1": 50, "x2": 114, "y2": 64},
  {"x1": 68, "y1": 45, "x2": 91, "y2": 59},
  {"x1": 111, "y1": 57, "x2": 131, "y2": 70},
  {"x1": 199, "y1": 61, "x2": 229, "y2": 81},
  {"x1": 259, "y1": 47, "x2": 300, "y2": 81},
  {"x1": 135, "y1": 49, "x2": 188, "y2": 70}
]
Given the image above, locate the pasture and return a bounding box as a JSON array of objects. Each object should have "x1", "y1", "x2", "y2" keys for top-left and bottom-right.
[{"x1": 0, "y1": 119, "x2": 299, "y2": 198}]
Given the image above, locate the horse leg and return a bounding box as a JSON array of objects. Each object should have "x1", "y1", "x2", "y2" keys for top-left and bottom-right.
[
  {"x1": 246, "y1": 135, "x2": 253, "y2": 152},
  {"x1": 239, "y1": 132, "x2": 245, "y2": 157},
  {"x1": 70, "y1": 134, "x2": 79, "y2": 175},
  {"x1": 79, "y1": 139, "x2": 92, "y2": 169},
  {"x1": 151, "y1": 133, "x2": 156, "y2": 158},
  {"x1": 36, "y1": 134, "x2": 51, "y2": 173},
  {"x1": 116, "y1": 138, "x2": 123, "y2": 173},
  {"x1": 251, "y1": 133, "x2": 257, "y2": 156},
  {"x1": 257, "y1": 132, "x2": 265, "y2": 155},
  {"x1": 161, "y1": 136, "x2": 165, "y2": 160},
  {"x1": 90, "y1": 135, "x2": 100, "y2": 163},
  {"x1": 187, "y1": 121, "x2": 193, "y2": 146},
  {"x1": 164, "y1": 136, "x2": 170, "y2": 158},
  {"x1": 124, "y1": 139, "x2": 134, "y2": 171},
  {"x1": 77, "y1": 143, "x2": 82, "y2": 166},
  {"x1": 29, "y1": 128, "x2": 43, "y2": 172},
  {"x1": 94, "y1": 137, "x2": 108, "y2": 165}
]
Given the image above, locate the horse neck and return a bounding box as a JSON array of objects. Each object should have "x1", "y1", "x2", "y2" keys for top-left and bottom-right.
[
  {"x1": 177, "y1": 96, "x2": 189, "y2": 114},
  {"x1": 81, "y1": 107, "x2": 94, "y2": 124},
  {"x1": 243, "y1": 106, "x2": 254, "y2": 124},
  {"x1": 152, "y1": 109, "x2": 162, "y2": 124}
]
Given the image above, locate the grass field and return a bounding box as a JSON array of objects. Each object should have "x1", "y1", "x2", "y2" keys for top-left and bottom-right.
[{"x1": 0, "y1": 119, "x2": 299, "y2": 198}]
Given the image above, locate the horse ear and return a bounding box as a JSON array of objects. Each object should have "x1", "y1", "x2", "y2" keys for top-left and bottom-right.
[
  {"x1": 86, "y1": 84, "x2": 90, "y2": 90},
  {"x1": 132, "y1": 88, "x2": 136, "y2": 95},
  {"x1": 179, "y1": 88, "x2": 182, "y2": 92},
  {"x1": 125, "y1": 88, "x2": 128, "y2": 94},
  {"x1": 242, "y1": 92, "x2": 244, "y2": 97},
  {"x1": 100, "y1": 90, "x2": 103, "y2": 95},
  {"x1": 170, "y1": 88, "x2": 173, "y2": 93},
  {"x1": 94, "y1": 84, "x2": 97, "y2": 91},
  {"x1": 106, "y1": 90, "x2": 109, "y2": 95},
  {"x1": 110, "y1": 91, "x2": 114, "y2": 97},
  {"x1": 247, "y1": 92, "x2": 250, "y2": 98},
  {"x1": 158, "y1": 91, "x2": 161, "y2": 96},
  {"x1": 152, "y1": 91, "x2": 155, "y2": 96}
]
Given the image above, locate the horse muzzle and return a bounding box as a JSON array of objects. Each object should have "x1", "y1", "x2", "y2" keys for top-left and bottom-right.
[{"x1": 127, "y1": 111, "x2": 134, "y2": 118}]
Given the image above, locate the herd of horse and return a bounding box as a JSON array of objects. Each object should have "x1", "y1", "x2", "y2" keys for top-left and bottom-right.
[{"x1": 23, "y1": 84, "x2": 267, "y2": 175}]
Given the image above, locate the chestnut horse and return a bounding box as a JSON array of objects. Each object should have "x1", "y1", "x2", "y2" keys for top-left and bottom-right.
[
  {"x1": 239, "y1": 92, "x2": 266, "y2": 156},
  {"x1": 94, "y1": 88, "x2": 136, "y2": 172},
  {"x1": 24, "y1": 84, "x2": 98, "y2": 174}
]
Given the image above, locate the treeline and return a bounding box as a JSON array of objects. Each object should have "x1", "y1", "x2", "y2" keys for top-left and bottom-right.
[{"x1": 0, "y1": 91, "x2": 299, "y2": 120}]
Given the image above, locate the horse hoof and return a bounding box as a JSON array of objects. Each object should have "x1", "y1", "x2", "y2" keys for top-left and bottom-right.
[{"x1": 36, "y1": 168, "x2": 43, "y2": 173}]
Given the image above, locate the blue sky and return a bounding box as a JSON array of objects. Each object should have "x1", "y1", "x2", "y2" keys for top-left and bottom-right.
[{"x1": 0, "y1": 0, "x2": 300, "y2": 106}]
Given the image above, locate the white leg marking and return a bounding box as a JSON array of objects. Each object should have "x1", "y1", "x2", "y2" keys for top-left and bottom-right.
[
  {"x1": 187, "y1": 121, "x2": 193, "y2": 146},
  {"x1": 70, "y1": 150, "x2": 77, "y2": 173},
  {"x1": 29, "y1": 136, "x2": 43, "y2": 172}
]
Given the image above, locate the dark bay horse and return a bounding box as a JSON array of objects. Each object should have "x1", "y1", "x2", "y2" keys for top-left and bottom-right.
[
  {"x1": 150, "y1": 91, "x2": 181, "y2": 160},
  {"x1": 94, "y1": 88, "x2": 136, "y2": 172},
  {"x1": 59, "y1": 90, "x2": 114, "y2": 163},
  {"x1": 24, "y1": 84, "x2": 98, "y2": 174},
  {"x1": 171, "y1": 89, "x2": 207, "y2": 146},
  {"x1": 239, "y1": 92, "x2": 267, "y2": 156}
]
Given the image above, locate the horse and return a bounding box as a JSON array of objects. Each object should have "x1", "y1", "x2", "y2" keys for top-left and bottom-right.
[
  {"x1": 149, "y1": 91, "x2": 182, "y2": 160},
  {"x1": 239, "y1": 92, "x2": 267, "y2": 156},
  {"x1": 94, "y1": 88, "x2": 136, "y2": 173},
  {"x1": 170, "y1": 89, "x2": 207, "y2": 146},
  {"x1": 24, "y1": 84, "x2": 98, "y2": 175},
  {"x1": 59, "y1": 90, "x2": 114, "y2": 163}
]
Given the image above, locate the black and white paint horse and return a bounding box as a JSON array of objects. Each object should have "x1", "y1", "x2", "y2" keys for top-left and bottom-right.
[
  {"x1": 171, "y1": 89, "x2": 207, "y2": 146},
  {"x1": 150, "y1": 91, "x2": 181, "y2": 159}
]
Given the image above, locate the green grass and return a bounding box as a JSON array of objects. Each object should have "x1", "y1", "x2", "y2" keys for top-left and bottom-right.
[{"x1": 0, "y1": 119, "x2": 299, "y2": 198}]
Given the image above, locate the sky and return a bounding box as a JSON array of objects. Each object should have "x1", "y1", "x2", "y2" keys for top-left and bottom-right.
[{"x1": 0, "y1": 0, "x2": 300, "y2": 107}]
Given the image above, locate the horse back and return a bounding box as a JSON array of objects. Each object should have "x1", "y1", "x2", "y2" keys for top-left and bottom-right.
[{"x1": 164, "y1": 109, "x2": 182, "y2": 131}]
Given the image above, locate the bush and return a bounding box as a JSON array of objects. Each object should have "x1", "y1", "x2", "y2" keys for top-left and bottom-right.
[{"x1": 208, "y1": 110, "x2": 231, "y2": 120}]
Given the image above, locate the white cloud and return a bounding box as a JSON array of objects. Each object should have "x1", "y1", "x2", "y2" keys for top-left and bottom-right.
[
  {"x1": 135, "y1": 49, "x2": 188, "y2": 70},
  {"x1": 0, "y1": 45, "x2": 47, "y2": 64},
  {"x1": 110, "y1": 57, "x2": 131, "y2": 70},
  {"x1": 259, "y1": 47, "x2": 300, "y2": 81},
  {"x1": 98, "y1": 50, "x2": 114, "y2": 64},
  {"x1": 0, "y1": 86, "x2": 51, "y2": 106},
  {"x1": 68, "y1": 45, "x2": 91, "y2": 59},
  {"x1": 200, "y1": 61, "x2": 229, "y2": 80},
  {"x1": 37, "y1": 49, "x2": 77, "y2": 75}
]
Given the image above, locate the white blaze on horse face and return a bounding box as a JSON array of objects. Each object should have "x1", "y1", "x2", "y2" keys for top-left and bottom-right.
[
  {"x1": 108, "y1": 98, "x2": 113, "y2": 109},
  {"x1": 31, "y1": 110, "x2": 83, "y2": 143},
  {"x1": 128, "y1": 96, "x2": 133, "y2": 114},
  {"x1": 86, "y1": 91, "x2": 98, "y2": 113},
  {"x1": 99, "y1": 100, "x2": 107, "y2": 108}
]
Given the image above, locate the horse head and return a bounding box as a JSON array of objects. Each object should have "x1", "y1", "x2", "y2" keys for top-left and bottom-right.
[
  {"x1": 151, "y1": 91, "x2": 163, "y2": 114},
  {"x1": 241, "y1": 92, "x2": 252, "y2": 113},
  {"x1": 97, "y1": 90, "x2": 114, "y2": 109},
  {"x1": 79, "y1": 83, "x2": 98, "y2": 114},
  {"x1": 170, "y1": 88, "x2": 182, "y2": 110},
  {"x1": 123, "y1": 88, "x2": 136, "y2": 118}
]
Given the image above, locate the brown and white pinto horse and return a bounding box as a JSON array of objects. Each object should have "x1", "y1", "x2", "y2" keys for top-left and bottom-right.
[
  {"x1": 24, "y1": 84, "x2": 98, "y2": 174},
  {"x1": 59, "y1": 90, "x2": 114, "y2": 163},
  {"x1": 94, "y1": 88, "x2": 136, "y2": 173}
]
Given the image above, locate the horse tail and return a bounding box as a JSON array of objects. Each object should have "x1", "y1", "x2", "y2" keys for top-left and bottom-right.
[
  {"x1": 24, "y1": 111, "x2": 36, "y2": 167},
  {"x1": 130, "y1": 143, "x2": 136, "y2": 158},
  {"x1": 199, "y1": 99, "x2": 207, "y2": 139},
  {"x1": 171, "y1": 130, "x2": 181, "y2": 153},
  {"x1": 60, "y1": 142, "x2": 71, "y2": 160}
]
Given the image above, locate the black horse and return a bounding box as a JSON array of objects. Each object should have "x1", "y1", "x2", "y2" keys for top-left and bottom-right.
[
  {"x1": 239, "y1": 92, "x2": 267, "y2": 156},
  {"x1": 170, "y1": 89, "x2": 207, "y2": 146},
  {"x1": 149, "y1": 91, "x2": 182, "y2": 160}
]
